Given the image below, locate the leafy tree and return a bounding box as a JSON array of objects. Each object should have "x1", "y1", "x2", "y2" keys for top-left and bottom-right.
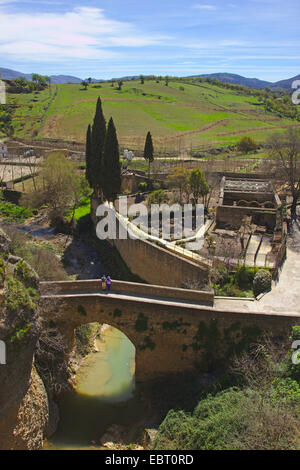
[
  {"x1": 31, "y1": 73, "x2": 39, "y2": 84},
  {"x1": 117, "y1": 80, "x2": 123, "y2": 91},
  {"x1": 144, "y1": 131, "x2": 154, "y2": 180},
  {"x1": 140, "y1": 75, "x2": 145, "y2": 85},
  {"x1": 81, "y1": 80, "x2": 89, "y2": 90},
  {"x1": 14, "y1": 77, "x2": 27, "y2": 91},
  {"x1": 23, "y1": 152, "x2": 83, "y2": 227},
  {"x1": 147, "y1": 189, "x2": 165, "y2": 207},
  {"x1": 90, "y1": 97, "x2": 106, "y2": 196},
  {"x1": 102, "y1": 117, "x2": 121, "y2": 202},
  {"x1": 44, "y1": 76, "x2": 51, "y2": 87},
  {"x1": 237, "y1": 136, "x2": 258, "y2": 153},
  {"x1": 167, "y1": 167, "x2": 189, "y2": 203},
  {"x1": 268, "y1": 128, "x2": 300, "y2": 218},
  {"x1": 189, "y1": 169, "x2": 209, "y2": 204},
  {"x1": 31, "y1": 73, "x2": 47, "y2": 89},
  {"x1": 0, "y1": 105, "x2": 13, "y2": 136}
]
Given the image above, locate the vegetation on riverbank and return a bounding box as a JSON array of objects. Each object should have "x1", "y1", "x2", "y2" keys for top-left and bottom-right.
[
  {"x1": 0, "y1": 192, "x2": 33, "y2": 222},
  {"x1": 154, "y1": 329, "x2": 300, "y2": 450}
]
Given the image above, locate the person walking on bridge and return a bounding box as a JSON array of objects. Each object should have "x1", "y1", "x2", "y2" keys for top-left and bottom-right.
[
  {"x1": 106, "y1": 276, "x2": 112, "y2": 292},
  {"x1": 101, "y1": 275, "x2": 107, "y2": 291}
]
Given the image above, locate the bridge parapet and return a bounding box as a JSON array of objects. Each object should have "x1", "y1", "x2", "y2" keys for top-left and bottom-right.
[{"x1": 40, "y1": 279, "x2": 214, "y2": 305}]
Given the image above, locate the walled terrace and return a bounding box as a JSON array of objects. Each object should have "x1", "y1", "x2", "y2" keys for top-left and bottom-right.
[{"x1": 206, "y1": 177, "x2": 286, "y2": 271}]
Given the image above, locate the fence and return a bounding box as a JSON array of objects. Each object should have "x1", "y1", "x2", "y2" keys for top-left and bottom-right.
[{"x1": 272, "y1": 233, "x2": 288, "y2": 278}]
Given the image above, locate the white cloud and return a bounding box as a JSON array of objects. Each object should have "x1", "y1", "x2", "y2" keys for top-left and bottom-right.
[
  {"x1": 193, "y1": 4, "x2": 217, "y2": 10},
  {"x1": 0, "y1": 6, "x2": 168, "y2": 62},
  {"x1": 186, "y1": 40, "x2": 248, "y2": 49}
]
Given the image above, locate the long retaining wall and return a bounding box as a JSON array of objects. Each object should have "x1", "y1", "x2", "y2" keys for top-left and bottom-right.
[
  {"x1": 91, "y1": 197, "x2": 209, "y2": 288},
  {"x1": 112, "y1": 237, "x2": 208, "y2": 288}
]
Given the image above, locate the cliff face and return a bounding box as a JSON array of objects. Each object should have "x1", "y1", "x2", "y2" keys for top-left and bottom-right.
[{"x1": 0, "y1": 228, "x2": 49, "y2": 450}]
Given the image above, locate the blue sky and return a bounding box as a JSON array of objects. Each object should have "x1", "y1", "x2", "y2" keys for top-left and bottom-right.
[{"x1": 0, "y1": 0, "x2": 299, "y2": 81}]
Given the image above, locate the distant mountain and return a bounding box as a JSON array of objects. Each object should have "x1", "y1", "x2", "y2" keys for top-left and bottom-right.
[
  {"x1": 1, "y1": 67, "x2": 299, "y2": 90},
  {"x1": 0, "y1": 67, "x2": 82, "y2": 84},
  {"x1": 0, "y1": 67, "x2": 32, "y2": 80},
  {"x1": 49, "y1": 75, "x2": 82, "y2": 84},
  {"x1": 270, "y1": 74, "x2": 300, "y2": 91},
  {"x1": 190, "y1": 73, "x2": 272, "y2": 89}
]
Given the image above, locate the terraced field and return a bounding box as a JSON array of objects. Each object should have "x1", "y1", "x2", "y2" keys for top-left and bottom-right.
[{"x1": 7, "y1": 79, "x2": 300, "y2": 152}]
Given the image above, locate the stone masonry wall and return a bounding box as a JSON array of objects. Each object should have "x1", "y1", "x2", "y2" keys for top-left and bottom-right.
[{"x1": 41, "y1": 291, "x2": 300, "y2": 383}]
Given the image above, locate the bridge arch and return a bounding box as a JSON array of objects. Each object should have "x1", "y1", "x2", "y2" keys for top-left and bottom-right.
[{"x1": 41, "y1": 280, "x2": 297, "y2": 383}]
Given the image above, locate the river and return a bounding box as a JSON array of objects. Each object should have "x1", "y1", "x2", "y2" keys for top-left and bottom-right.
[{"x1": 44, "y1": 325, "x2": 146, "y2": 450}]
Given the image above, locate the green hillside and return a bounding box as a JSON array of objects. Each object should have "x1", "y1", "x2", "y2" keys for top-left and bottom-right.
[{"x1": 7, "y1": 78, "x2": 300, "y2": 152}]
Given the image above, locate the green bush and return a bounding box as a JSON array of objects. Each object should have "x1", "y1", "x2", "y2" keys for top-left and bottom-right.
[
  {"x1": 0, "y1": 196, "x2": 33, "y2": 222},
  {"x1": 237, "y1": 136, "x2": 258, "y2": 153},
  {"x1": 289, "y1": 326, "x2": 300, "y2": 382},
  {"x1": 253, "y1": 269, "x2": 272, "y2": 296},
  {"x1": 270, "y1": 378, "x2": 300, "y2": 404},
  {"x1": 147, "y1": 189, "x2": 166, "y2": 206},
  {"x1": 154, "y1": 388, "x2": 299, "y2": 450},
  {"x1": 138, "y1": 182, "x2": 148, "y2": 192},
  {"x1": 5, "y1": 276, "x2": 37, "y2": 312},
  {"x1": 75, "y1": 323, "x2": 101, "y2": 356},
  {"x1": 235, "y1": 265, "x2": 258, "y2": 290}
]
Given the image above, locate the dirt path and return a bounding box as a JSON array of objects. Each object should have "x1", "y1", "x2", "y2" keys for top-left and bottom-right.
[{"x1": 216, "y1": 122, "x2": 300, "y2": 137}]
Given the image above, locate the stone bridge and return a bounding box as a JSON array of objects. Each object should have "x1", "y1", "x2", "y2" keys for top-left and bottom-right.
[{"x1": 40, "y1": 279, "x2": 300, "y2": 382}]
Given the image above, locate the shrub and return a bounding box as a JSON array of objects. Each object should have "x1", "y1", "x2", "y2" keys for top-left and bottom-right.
[
  {"x1": 154, "y1": 388, "x2": 299, "y2": 450},
  {"x1": 0, "y1": 193, "x2": 33, "y2": 222},
  {"x1": 235, "y1": 265, "x2": 258, "y2": 290},
  {"x1": 237, "y1": 136, "x2": 258, "y2": 153},
  {"x1": 75, "y1": 323, "x2": 101, "y2": 356},
  {"x1": 3, "y1": 227, "x2": 68, "y2": 281},
  {"x1": 5, "y1": 276, "x2": 37, "y2": 312},
  {"x1": 147, "y1": 189, "x2": 166, "y2": 206},
  {"x1": 138, "y1": 182, "x2": 148, "y2": 192},
  {"x1": 253, "y1": 269, "x2": 272, "y2": 296}
]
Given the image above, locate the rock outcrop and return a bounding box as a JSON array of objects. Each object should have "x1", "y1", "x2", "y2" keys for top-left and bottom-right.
[{"x1": 0, "y1": 228, "x2": 49, "y2": 450}]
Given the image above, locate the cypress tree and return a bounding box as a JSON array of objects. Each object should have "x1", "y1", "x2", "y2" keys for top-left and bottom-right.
[
  {"x1": 85, "y1": 124, "x2": 92, "y2": 187},
  {"x1": 102, "y1": 117, "x2": 121, "y2": 202},
  {"x1": 90, "y1": 97, "x2": 106, "y2": 194},
  {"x1": 144, "y1": 131, "x2": 154, "y2": 180}
]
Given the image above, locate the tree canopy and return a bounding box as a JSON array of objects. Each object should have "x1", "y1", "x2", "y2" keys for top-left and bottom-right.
[
  {"x1": 268, "y1": 128, "x2": 300, "y2": 218},
  {"x1": 102, "y1": 117, "x2": 121, "y2": 202},
  {"x1": 88, "y1": 97, "x2": 106, "y2": 195},
  {"x1": 144, "y1": 131, "x2": 154, "y2": 179},
  {"x1": 189, "y1": 169, "x2": 209, "y2": 204}
]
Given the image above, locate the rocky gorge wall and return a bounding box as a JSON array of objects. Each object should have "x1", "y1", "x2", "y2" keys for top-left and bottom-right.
[{"x1": 0, "y1": 228, "x2": 49, "y2": 450}]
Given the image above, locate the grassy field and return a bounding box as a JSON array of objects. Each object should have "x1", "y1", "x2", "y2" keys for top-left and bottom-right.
[{"x1": 7, "y1": 79, "x2": 300, "y2": 152}]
